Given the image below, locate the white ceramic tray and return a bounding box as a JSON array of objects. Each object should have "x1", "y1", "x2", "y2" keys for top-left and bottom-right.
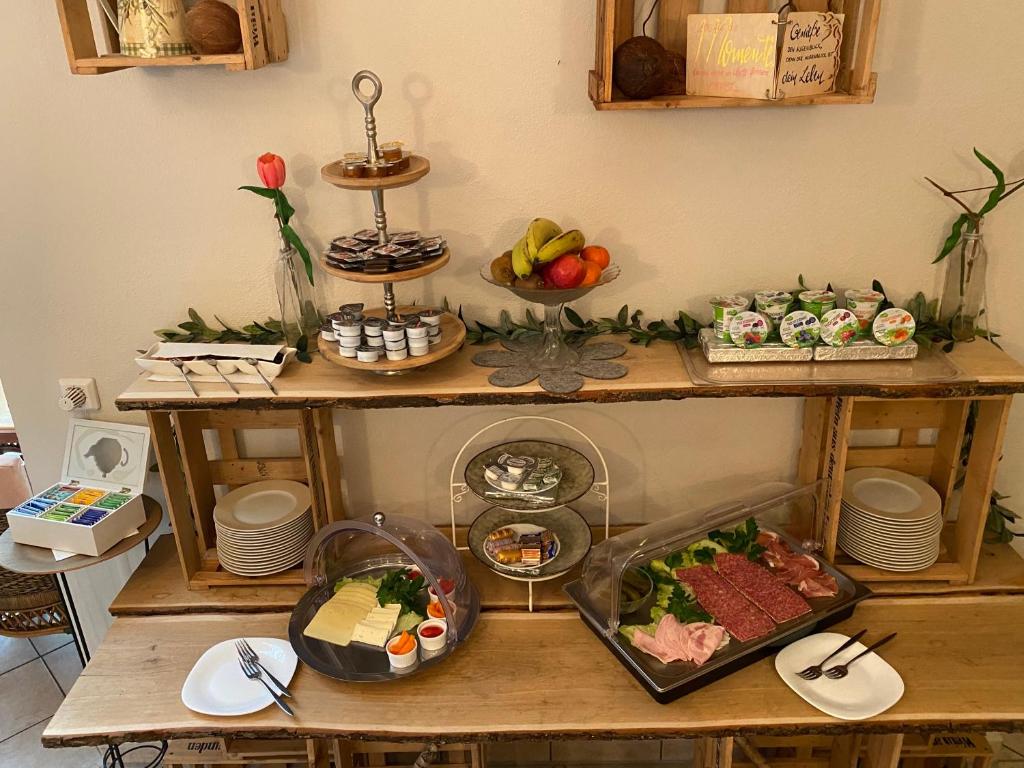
[{"x1": 136, "y1": 342, "x2": 296, "y2": 383}]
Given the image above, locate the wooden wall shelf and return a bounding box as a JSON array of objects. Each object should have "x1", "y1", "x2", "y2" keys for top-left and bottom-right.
[
  {"x1": 55, "y1": 0, "x2": 288, "y2": 75},
  {"x1": 591, "y1": 0, "x2": 880, "y2": 110}
]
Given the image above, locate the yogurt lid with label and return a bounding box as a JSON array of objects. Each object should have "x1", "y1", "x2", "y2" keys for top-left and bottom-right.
[
  {"x1": 754, "y1": 290, "x2": 793, "y2": 307},
  {"x1": 711, "y1": 295, "x2": 750, "y2": 310},
  {"x1": 872, "y1": 308, "x2": 917, "y2": 346},
  {"x1": 779, "y1": 311, "x2": 821, "y2": 348},
  {"x1": 820, "y1": 308, "x2": 861, "y2": 347},
  {"x1": 799, "y1": 289, "x2": 837, "y2": 304},
  {"x1": 845, "y1": 288, "x2": 885, "y2": 304},
  {"x1": 728, "y1": 311, "x2": 770, "y2": 349}
]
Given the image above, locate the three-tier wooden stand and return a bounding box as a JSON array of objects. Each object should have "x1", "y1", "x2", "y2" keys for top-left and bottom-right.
[{"x1": 318, "y1": 70, "x2": 465, "y2": 374}]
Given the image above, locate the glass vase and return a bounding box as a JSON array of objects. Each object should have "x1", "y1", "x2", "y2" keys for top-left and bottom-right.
[
  {"x1": 526, "y1": 304, "x2": 582, "y2": 370},
  {"x1": 939, "y1": 225, "x2": 988, "y2": 342},
  {"x1": 276, "y1": 245, "x2": 323, "y2": 347}
]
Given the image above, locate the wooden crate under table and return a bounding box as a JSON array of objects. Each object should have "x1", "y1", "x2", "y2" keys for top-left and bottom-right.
[
  {"x1": 804, "y1": 395, "x2": 1012, "y2": 586},
  {"x1": 148, "y1": 408, "x2": 342, "y2": 590}
]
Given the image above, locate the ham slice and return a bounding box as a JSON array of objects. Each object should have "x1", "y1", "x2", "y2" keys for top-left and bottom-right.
[
  {"x1": 628, "y1": 615, "x2": 728, "y2": 666},
  {"x1": 756, "y1": 531, "x2": 838, "y2": 599}
]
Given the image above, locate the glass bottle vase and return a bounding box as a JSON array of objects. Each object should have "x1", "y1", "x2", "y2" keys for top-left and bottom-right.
[
  {"x1": 939, "y1": 226, "x2": 988, "y2": 342},
  {"x1": 275, "y1": 245, "x2": 323, "y2": 347}
]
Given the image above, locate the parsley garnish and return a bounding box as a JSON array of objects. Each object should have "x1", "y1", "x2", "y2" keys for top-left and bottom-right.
[
  {"x1": 376, "y1": 570, "x2": 425, "y2": 613},
  {"x1": 708, "y1": 517, "x2": 766, "y2": 561},
  {"x1": 666, "y1": 583, "x2": 712, "y2": 624}
]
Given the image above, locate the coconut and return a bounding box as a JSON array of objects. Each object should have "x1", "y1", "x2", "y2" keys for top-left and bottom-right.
[
  {"x1": 184, "y1": 0, "x2": 242, "y2": 55},
  {"x1": 612, "y1": 36, "x2": 671, "y2": 99}
]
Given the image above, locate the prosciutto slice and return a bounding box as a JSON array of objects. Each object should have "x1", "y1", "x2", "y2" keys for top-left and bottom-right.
[
  {"x1": 629, "y1": 615, "x2": 727, "y2": 666},
  {"x1": 756, "y1": 531, "x2": 838, "y2": 599}
]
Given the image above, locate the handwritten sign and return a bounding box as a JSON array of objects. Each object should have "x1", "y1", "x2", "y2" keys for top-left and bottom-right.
[
  {"x1": 686, "y1": 13, "x2": 778, "y2": 99},
  {"x1": 686, "y1": 11, "x2": 844, "y2": 100},
  {"x1": 775, "y1": 12, "x2": 844, "y2": 98}
]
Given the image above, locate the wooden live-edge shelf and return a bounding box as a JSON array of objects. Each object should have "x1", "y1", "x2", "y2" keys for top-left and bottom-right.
[{"x1": 42, "y1": 595, "x2": 1024, "y2": 746}]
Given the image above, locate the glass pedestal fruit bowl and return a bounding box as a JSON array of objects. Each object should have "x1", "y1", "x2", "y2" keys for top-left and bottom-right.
[{"x1": 478, "y1": 262, "x2": 623, "y2": 381}]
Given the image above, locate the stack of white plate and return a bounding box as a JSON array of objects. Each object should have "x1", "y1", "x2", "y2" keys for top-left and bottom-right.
[
  {"x1": 837, "y1": 467, "x2": 943, "y2": 572},
  {"x1": 214, "y1": 480, "x2": 313, "y2": 577}
]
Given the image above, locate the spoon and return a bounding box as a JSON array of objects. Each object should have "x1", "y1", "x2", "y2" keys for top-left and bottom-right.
[
  {"x1": 244, "y1": 358, "x2": 278, "y2": 395},
  {"x1": 170, "y1": 358, "x2": 199, "y2": 397},
  {"x1": 204, "y1": 357, "x2": 238, "y2": 394}
]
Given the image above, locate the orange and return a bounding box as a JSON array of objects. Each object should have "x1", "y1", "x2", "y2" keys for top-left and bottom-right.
[
  {"x1": 580, "y1": 261, "x2": 603, "y2": 286},
  {"x1": 580, "y1": 245, "x2": 610, "y2": 269}
]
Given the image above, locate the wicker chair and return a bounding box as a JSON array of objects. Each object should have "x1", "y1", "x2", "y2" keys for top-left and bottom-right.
[{"x1": 0, "y1": 510, "x2": 71, "y2": 638}]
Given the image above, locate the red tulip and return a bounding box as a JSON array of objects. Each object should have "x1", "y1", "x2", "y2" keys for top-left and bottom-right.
[{"x1": 257, "y1": 152, "x2": 286, "y2": 189}]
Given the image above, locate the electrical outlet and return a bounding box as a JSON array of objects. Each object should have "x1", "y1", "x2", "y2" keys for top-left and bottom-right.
[{"x1": 57, "y1": 378, "x2": 100, "y2": 412}]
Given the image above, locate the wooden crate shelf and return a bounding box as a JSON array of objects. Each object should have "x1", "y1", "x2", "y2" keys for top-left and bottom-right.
[
  {"x1": 147, "y1": 408, "x2": 342, "y2": 590},
  {"x1": 806, "y1": 395, "x2": 1012, "y2": 588},
  {"x1": 55, "y1": 0, "x2": 288, "y2": 75},
  {"x1": 591, "y1": 0, "x2": 880, "y2": 110}
]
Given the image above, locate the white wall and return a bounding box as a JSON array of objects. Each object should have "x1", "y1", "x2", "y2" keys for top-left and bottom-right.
[{"x1": 1, "y1": 1, "x2": 1022, "y2": 646}]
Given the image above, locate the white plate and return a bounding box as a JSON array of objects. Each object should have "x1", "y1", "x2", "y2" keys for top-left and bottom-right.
[
  {"x1": 836, "y1": 544, "x2": 939, "y2": 571},
  {"x1": 216, "y1": 519, "x2": 313, "y2": 549},
  {"x1": 214, "y1": 481, "x2": 311, "y2": 532},
  {"x1": 775, "y1": 632, "x2": 904, "y2": 720},
  {"x1": 484, "y1": 458, "x2": 562, "y2": 495},
  {"x1": 181, "y1": 637, "x2": 297, "y2": 716},
  {"x1": 840, "y1": 505, "x2": 944, "y2": 530},
  {"x1": 215, "y1": 515, "x2": 313, "y2": 540},
  {"x1": 837, "y1": 525, "x2": 941, "y2": 552},
  {"x1": 842, "y1": 468, "x2": 941, "y2": 522}
]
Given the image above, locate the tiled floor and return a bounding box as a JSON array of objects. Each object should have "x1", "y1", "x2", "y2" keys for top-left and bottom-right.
[{"x1": 0, "y1": 632, "x2": 104, "y2": 767}]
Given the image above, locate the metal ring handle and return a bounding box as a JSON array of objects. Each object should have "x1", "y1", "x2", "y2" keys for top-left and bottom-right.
[{"x1": 352, "y1": 70, "x2": 383, "y2": 108}]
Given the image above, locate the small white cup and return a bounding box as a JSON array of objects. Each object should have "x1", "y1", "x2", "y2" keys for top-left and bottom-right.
[
  {"x1": 416, "y1": 619, "x2": 448, "y2": 652},
  {"x1": 386, "y1": 347, "x2": 408, "y2": 361}
]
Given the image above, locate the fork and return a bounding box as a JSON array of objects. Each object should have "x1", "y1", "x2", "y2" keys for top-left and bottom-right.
[
  {"x1": 235, "y1": 639, "x2": 291, "y2": 697},
  {"x1": 205, "y1": 357, "x2": 239, "y2": 394},
  {"x1": 823, "y1": 632, "x2": 898, "y2": 679},
  {"x1": 238, "y1": 658, "x2": 294, "y2": 716},
  {"x1": 796, "y1": 629, "x2": 867, "y2": 680}
]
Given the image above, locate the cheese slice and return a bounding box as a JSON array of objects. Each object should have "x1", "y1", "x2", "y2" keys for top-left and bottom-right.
[
  {"x1": 351, "y1": 622, "x2": 392, "y2": 647},
  {"x1": 304, "y1": 602, "x2": 370, "y2": 646}
]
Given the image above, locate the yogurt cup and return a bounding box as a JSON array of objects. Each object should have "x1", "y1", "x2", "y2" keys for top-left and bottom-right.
[
  {"x1": 798, "y1": 290, "x2": 836, "y2": 319},
  {"x1": 386, "y1": 347, "x2": 409, "y2": 361},
  {"x1": 362, "y1": 317, "x2": 387, "y2": 335},
  {"x1": 409, "y1": 345, "x2": 429, "y2": 357},
  {"x1": 338, "y1": 345, "x2": 358, "y2": 358},
  {"x1": 728, "y1": 311, "x2": 770, "y2": 349},
  {"x1": 872, "y1": 308, "x2": 916, "y2": 346},
  {"x1": 418, "y1": 308, "x2": 444, "y2": 326},
  {"x1": 384, "y1": 339, "x2": 408, "y2": 351},
  {"x1": 754, "y1": 290, "x2": 793, "y2": 339},
  {"x1": 338, "y1": 335, "x2": 362, "y2": 349},
  {"x1": 710, "y1": 295, "x2": 750, "y2": 342},
  {"x1": 382, "y1": 326, "x2": 407, "y2": 342},
  {"x1": 320, "y1": 325, "x2": 337, "y2": 342},
  {"x1": 365, "y1": 335, "x2": 385, "y2": 348},
  {"x1": 819, "y1": 308, "x2": 860, "y2": 347},
  {"x1": 779, "y1": 310, "x2": 821, "y2": 348},
  {"x1": 416, "y1": 619, "x2": 448, "y2": 652},
  {"x1": 845, "y1": 288, "x2": 886, "y2": 335}
]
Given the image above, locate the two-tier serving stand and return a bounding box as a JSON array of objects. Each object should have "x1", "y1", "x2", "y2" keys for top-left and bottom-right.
[
  {"x1": 318, "y1": 70, "x2": 466, "y2": 374},
  {"x1": 449, "y1": 416, "x2": 610, "y2": 611}
]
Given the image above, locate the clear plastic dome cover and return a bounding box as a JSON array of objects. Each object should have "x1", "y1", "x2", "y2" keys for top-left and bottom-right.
[
  {"x1": 570, "y1": 483, "x2": 818, "y2": 635},
  {"x1": 303, "y1": 512, "x2": 476, "y2": 643}
]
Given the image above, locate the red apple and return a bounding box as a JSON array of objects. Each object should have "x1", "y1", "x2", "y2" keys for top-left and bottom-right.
[{"x1": 546, "y1": 253, "x2": 586, "y2": 289}]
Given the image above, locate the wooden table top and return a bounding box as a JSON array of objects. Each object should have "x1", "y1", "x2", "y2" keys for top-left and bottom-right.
[
  {"x1": 0, "y1": 497, "x2": 162, "y2": 575},
  {"x1": 44, "y1": 595, "x2": 1024, "y2": 746},
  {"x1": 114, "y1": 339, "x2": 1024, "y2": 412},
  {"x1": 110, "y1": 534, "x2": 1024, "y2": 617}
]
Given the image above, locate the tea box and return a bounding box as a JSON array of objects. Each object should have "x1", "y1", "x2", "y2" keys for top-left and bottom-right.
[{"x1": 7, "y1": 420, "x2": 150, "y2": 557}]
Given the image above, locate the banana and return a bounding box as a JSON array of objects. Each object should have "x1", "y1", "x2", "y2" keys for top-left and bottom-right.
[
  {"x1": 511, "y1": 235, "x2": 534, "y2": 279},
  {"x1": 535, "y1": 229, "x2": 585, "y2": 264},
  {"x1": 526, "y1": 218, "x2": 562, "y2": 259}
]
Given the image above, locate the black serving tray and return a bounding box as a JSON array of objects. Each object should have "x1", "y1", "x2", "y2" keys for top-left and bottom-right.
[{"x1": 563, "y1": 524, "x2": 872, "y2": 704}]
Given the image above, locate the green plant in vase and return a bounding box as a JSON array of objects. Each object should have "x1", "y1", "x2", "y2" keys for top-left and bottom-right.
[
  {"x1": 241, "y1": 153, "x2": 323, "y2": 347},
  {"x1": 927, "y1": 149, "x2": 1023, "y2": 342}
]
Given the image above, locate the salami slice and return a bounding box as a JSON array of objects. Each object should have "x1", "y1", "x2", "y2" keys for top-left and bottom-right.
[
  {"x1": 714, "y1": 552, "x2": 811, "y2": 623},
  {"x1": 675, "y1": 565, "x2": 776, "y2": 642}
]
